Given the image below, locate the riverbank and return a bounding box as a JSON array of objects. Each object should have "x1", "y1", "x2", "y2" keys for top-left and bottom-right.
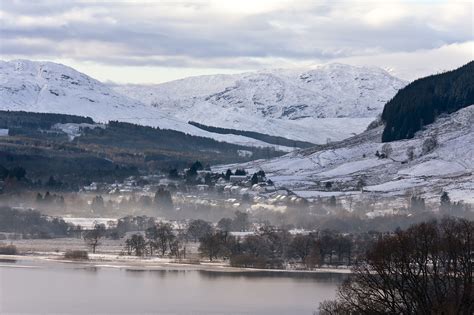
[
  {"x1": 0, "y1": 253, "x2": 352, "y2": 274},
  {"x1": 1, "y1": 237, "x2": 352, "y2": 274},
  {"x1": 0, "y1": 252, "x2": 352, "y2": 275}
]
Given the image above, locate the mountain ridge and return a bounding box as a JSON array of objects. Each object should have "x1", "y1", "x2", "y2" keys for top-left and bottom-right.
[{"x1": 114, "y1": 63, "x2": 407, "y2": 143}]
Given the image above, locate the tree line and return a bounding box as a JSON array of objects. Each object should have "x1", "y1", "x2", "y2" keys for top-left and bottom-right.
[
  {"x1": 0, "y1": 206, "x2": 74, "y2": 238},
  {"x1": 197, "y1": 226, "x2": 371, "y2": 269}
]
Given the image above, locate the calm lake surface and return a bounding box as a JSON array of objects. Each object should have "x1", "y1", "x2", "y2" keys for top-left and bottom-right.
[{"x1": 0, "y1": 259, "x2": 346, "y2": 314}]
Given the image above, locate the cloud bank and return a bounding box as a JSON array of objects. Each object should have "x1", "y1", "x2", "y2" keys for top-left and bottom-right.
[{"x1": 1, "y1": 0, "x2": 472, "y2": 83}]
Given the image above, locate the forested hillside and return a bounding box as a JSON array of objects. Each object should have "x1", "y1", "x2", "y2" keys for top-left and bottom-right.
[
  {"x1": 382, "y1": 61, "x2": 474, "y2": 142},
  {"x1": 0, "y1": 111, "x2": 93, "y2": 130},
  {"x1": 188, "y1": 121, "x2": 315, "y2": 148},
  {"x1": 0, "y1": 111, "x2": 283, "y2": 182}
]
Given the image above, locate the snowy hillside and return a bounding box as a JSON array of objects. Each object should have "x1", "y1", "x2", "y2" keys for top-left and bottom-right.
[
  {"x1": 0, "y1": 60, "x2": 294, "y2": 150},
  {"x1": 114, "y1": 63, "x2": 406, "y2": 143},
  {"x1": 216, "y1": 105, "x2": 474, "y2": 204}
]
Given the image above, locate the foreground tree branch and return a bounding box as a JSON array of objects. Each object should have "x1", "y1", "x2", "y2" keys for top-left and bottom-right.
[{"x1": 320, "y1": 217, "x2": 474, "y2": 314}]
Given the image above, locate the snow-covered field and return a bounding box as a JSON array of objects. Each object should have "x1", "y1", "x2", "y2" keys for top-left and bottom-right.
[{"x1": 62, "y1": 217, "x2": 118, "y2": 229}]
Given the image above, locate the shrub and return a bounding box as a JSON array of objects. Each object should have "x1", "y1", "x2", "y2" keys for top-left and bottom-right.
[
  {"x1": 64, "y1": 250, "x2": 89, "y2": 260},
  {"x1": 230, "y1": 254, "x2": 267, "y2": 269},
  {"x1": 421, "y1": 136, "x2": 438, "y2": 155},
  {"x1": 0, "y1": 244, "x2": 18, "y2": 255}
]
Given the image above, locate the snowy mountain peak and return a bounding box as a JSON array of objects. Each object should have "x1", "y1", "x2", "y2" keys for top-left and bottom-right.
[
  {"x1": 0, "y1": 59, "x2": 143, "y2": 113},
  {"x1": 114, "y1": 63, "x2": 406, "y2": 143}
]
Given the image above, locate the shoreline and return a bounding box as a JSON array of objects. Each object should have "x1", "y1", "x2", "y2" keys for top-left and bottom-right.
[{"x1": 0, "y1": 253, "x2": 353, "y2": 275}]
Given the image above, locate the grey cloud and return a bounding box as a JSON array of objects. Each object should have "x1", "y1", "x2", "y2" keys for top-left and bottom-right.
[{"x1": 0, "y1": 1, "x2": 471, "y2": 69}]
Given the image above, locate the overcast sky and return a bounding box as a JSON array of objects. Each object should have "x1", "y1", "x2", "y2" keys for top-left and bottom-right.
[{"x1": 0, "y1": 0, "x2": 472, "y2": 83}]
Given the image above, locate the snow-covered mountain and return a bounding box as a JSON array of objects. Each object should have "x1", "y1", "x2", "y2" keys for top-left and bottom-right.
[
  {"x1": 113, "y1": 64, "x2": 407, "y2": 143},
  {"x1": 0, "y1": 60, "x2": 295, "y2": 150},
  {"x1": 0, "y1": 60, "x2": 405, "y2": 149},
  {"x1": 216, "y1": 105, "x2": 474, "y2": 204}
]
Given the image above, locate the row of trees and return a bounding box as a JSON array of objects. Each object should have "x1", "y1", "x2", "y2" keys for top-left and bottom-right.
[
  {"x1": 0, "y1": 206, "x2": 74, "y2": 238},
  {"x1": 198, "y1": 227, "x2": 372, "y2": 269},
  {"x1": 0, "y1": 165, "x2": 26, "y2": 181},
  {"x1": 85, "y1": 219, "x2": 192, "y2": 257},
  {"x1": 123, "y1": 222, "x2": 187, "y2": 258},
  {"x1": 217, "y1": 211, "x2": 250, "y2": 232},
  {"x1": 82, "y1": 216, "x2": 372, "y2": 269},
  {"x1": 84, "y1": 188, "x2": 174, "y2": 214}
]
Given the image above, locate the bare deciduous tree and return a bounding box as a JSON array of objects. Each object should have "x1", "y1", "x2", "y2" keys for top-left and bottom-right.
[
  {"x1": 381, "y1": 143, "x2": 393, "y2": 158},
  {"x1": 125, "y1": 234, "x2": 147, "y2": 256},
  {"x1": 319, "y1": 218, "x2": 474, "y2": 314},
  {"x1": 83, "y1": 223, "x2": 106, "y2": 254},
  {"x1": 422, "y1": 136, "x2": 438, "y2": 155}
]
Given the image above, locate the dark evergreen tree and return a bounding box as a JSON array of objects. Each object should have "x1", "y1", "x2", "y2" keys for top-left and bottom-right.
[
  {"x1": 91, "y1": 195, "x2": 105, "y2": 212},
  {"x1": 154, "y1": 187, "x2": 173, "y2": 211},
  {"x1": 410, "y1": 195, "x2": 426, "y2": 212},
  {"x1": 9, "y1": 166, "x2": 26, "y2": 180},
  {"x1": 235, "y1": 169, "x2": 246, "y2": 176},
  {"x1": 0, "y1": 165, "x2": 9, "y2": 179},
  {"x1": 251, "y1": 173, "x2": 259, "y2": 185},
  {"x1": 217, "y1": 218, "x2": 233, "y2": 232},
  {"x1": 440, "y1": 191, "x2": 451, "y2": 211},
  {"x1": 190, "y1": 161, "x2": 203, "y2": 171},
  {"x1": 168, "y1": 168, "x2": 179, "y2": 179}
]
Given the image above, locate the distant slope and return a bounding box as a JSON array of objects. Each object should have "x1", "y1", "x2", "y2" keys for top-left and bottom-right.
[
  {"x1": 0, "y1": 60, "x2": 294, "y2": 150},
  {"x1": 114, "y1": 63, "x2": 407, "y2": 144},
  {"x1": 382, "y1": 61, "x2": 474, "y2": 142},
  {"x1": 217, "y1": 105, "x2": 474, "y2": 204}
]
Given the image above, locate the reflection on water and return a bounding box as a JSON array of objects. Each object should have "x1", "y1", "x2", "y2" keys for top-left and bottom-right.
[
  {"x1": 197, "y1": 269, "x2": 347, "y2": 281},
  {"x1": 0, "y1": 260, "x2": 346, "y2": 314}
]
